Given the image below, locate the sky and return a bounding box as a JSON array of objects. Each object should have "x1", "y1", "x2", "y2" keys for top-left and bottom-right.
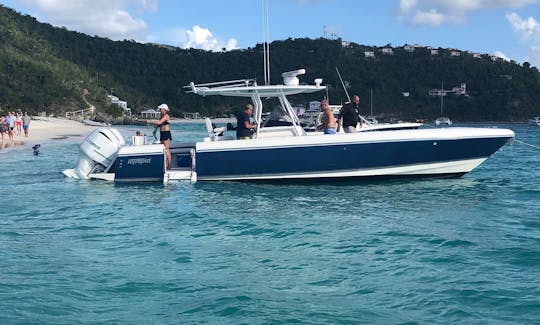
[{"x1": 2, "y1": 0, "x2": 540, "y2": 67}]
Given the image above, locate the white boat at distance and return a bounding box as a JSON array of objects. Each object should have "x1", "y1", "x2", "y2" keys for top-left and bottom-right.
[
  {"x1": 82, "y1": 119, "x2": 110, "y2": 127},
  {"x1": 435, "y1": 116, "x2": 452, "y2": 126},
  {"x1": 64, "y1": 69, "x2": 514, "y2": 183}
]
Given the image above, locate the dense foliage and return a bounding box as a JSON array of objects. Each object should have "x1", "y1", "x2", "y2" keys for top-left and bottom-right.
[{"x1": 1, "y1": 5, "x2": 539, "y2": 121}]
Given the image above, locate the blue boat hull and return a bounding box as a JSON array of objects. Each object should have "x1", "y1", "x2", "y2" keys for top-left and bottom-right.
[{"x1": 195, "y1": 136, "x2": 510, "y2": 180}]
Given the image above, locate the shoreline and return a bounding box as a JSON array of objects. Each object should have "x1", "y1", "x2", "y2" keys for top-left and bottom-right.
[
  {"x1": 168, "y1": 117, "x2": 236, "y2": 124},
  {"x1": 0, "y1": 117, "x2": 98, "y2": 153}
]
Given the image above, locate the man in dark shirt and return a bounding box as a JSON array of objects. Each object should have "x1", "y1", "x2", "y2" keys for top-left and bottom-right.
[
  {"x1": 337, "y1": 95, "x2": 361, "y2": 133},
  {"x1": 236, "y1": 104, "x2": 256, "y2": 139}
]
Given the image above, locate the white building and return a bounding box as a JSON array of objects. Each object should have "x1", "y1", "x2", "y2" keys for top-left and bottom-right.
[
  {"x1": 183, "y1": 112, "x2": 200, "y2": 119},
  {"x1": 111, "y1": 99, "x2": 127, "y2": 109},
  {"x1": 404, "y1": 45, "x2": 415, "y2": 53},
  {"x1": 107, "y1": 94, "x2": 131, "y2": 116},
  {"x1": 430, "y1": 49, "x2": 439, "y2": 56},
  {"x1": 382, "y1": 48, "x2": 394, "y2": 55},
  {"x1": 364, "y1": 51, "x2": 375, "y2": 58},
  {"x1": 429, "y1": 83, "x2": 467, "y2": 97},
  {"x1": 141, "y1": 109, "x2": 160, "y2": 119},
  {"x1": 451, "y1": 51, "x2": 461, "y2": 57},
  {"x1": 451, "y1": 83, "x2": 467, "y2": 95}
]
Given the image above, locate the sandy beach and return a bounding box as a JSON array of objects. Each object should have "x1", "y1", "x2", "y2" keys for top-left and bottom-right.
[
  {"x1": 0, "y1": 116, "x2": 237, "y2": 154},
  {"x1": 0, "y1": 117, "x2": 98, "y2": 153}
]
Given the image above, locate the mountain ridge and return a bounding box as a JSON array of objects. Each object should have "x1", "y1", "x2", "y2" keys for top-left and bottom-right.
[{"x1": 0, "y1": 5, "x2": 539, "y2": 121}]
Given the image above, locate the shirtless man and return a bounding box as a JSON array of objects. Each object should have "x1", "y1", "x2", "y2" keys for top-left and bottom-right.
[{"x1": 320, "y1": 100, "x2": 337, "y2": 134}]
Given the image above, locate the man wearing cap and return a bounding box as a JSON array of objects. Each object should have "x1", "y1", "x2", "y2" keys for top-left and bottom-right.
[
  {"x1": 236, "y1": 104, "x2": 257, "y2": 139},
  {"x1": 146, "y1": 103, "x2": 172, "y2": 169}
]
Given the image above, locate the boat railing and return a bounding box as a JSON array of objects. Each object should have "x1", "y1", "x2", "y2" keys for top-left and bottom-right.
[{"x1": 185, "y1": 79, "x2": 257, "y2": 93}]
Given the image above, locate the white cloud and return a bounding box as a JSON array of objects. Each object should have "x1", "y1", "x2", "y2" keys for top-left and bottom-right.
[
  {"x1": 398, "y1": 0, "x2": 540, "y2": 26},
  {"x1": 411, "y1": 9, "x2": 445, "y2": 26},
  {"x1": 493, "y1": 51, "x2": 511, "y2": 61},
  {"x1": 15, "y1": 0, "x2": 155, "y2": 41},
  {"x1": 506, "y1": 12, "x2": 540, "y2": 39},
  {"x1": 506, "y1": 13, "x2": 540, "y2": 67},
  {"x1": 181, "y1": 25, "x2": 238, "y2": 52},
  {"x1": 13, "y1": 0, "x2": 238, "y2": 51}
]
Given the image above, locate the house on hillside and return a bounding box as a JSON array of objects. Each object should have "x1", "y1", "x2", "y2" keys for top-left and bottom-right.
[
  {"x1": 141, "y1": 109, "x2": 160, "y2": 119},
  {"x1": 341, "y1": 40, "x2": 351, "y2": 48},
  {"x1": 450, "y1": 51, "x2": 461, "y2": 57},
  {"x1": 364, "y1": 51, "x2": 375, "y2": 58},
  {"x1": 382, "y1": 48, "x2": 394, "y2": 55},
  {"x1": 404, "y1": 45, "x2": 415, "y2": 52},
  {"x1": 107, "y1": 94, "x2": 131, "y2": 116},
  {"x1": 183, "y1": 112, "x2": 200, "y2": 119},
  {"x1": 429, "y1": 83, "x2": 467, "y2": 97},
  {"x1": 430, "y1": 49, "x2": 439, "y2": 56}
]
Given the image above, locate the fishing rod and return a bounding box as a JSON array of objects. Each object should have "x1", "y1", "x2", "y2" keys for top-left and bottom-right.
[{"x1": 335, "y1": 67, "x2": 372, "y2": 126}]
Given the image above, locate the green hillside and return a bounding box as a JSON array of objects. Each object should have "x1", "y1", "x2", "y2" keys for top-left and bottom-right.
[{"x1": 1, "y1": 5, "x2": 539, "y2": 121}]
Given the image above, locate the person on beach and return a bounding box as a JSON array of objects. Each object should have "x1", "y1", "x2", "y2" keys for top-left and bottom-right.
[
  {"x1": 236, "y1": 104, "x2": 257, "y2": 140},
  {"x1": 146, "y1": 104, "x2": 172, "y2": 169},
  {"x1": 319, "y1": 100, "x2": 337, "y2": 134},
  {"x1": 22, "y1": 112, "x2": 30, "y2": 137},
  {"x1": 15, "y1": 112, "x2": 22, "y2": 136},
  {"x1": 5, "y1": 112, "x2": 15, "y2": 141},
  {"x1": 337, "y1": 95, "x2": 361, "y2": 133},
  {"x1": 0, "y1": 116, "x2": 7, "y2": 142}
]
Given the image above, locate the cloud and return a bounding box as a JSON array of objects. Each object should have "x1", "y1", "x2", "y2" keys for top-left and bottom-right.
[
  {"x1": 411, "y1": 9, "x2": 445, "y2": 26},
  {"x1": 15, "y1": 0, "x2": 155, "y2": 41},
  {"x1": 398, "y1": 0, "x2": 540, "y2": 26},
  {"x1": 181, "y1": 25, "x2": 238, "y2": 52},
  {"x1": 493, "y1": 51, "x2": 511, "y2": 61},
  {"x1": 506, "y1": 12, "x2": 540, "y2": 67},
  {"x1": 506, "y1": 12, "x2": 540, "y2": 40}
]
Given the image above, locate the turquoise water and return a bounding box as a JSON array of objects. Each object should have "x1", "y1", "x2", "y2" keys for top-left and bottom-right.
[{"x1": 1, "y1": 123, "x2": 539, "y2": 324}]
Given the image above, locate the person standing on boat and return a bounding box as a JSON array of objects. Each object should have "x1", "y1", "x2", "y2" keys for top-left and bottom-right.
[
  {"x1": 337, "y1": 95, "x2": 361, "y2": 133},
  {"x1": 320, "y1": 100, "x2": 337, "y2": 134},
  {"x1": 146, "y1": 103, "x2": 172, "y2": 169},
  {"x1": 236, "y1": 104, "x2": 257, "y2": 139}
]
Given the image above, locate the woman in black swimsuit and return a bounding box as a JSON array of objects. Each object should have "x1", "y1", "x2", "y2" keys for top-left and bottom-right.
[{"x1": 147, "y1": 103, "x2": 172, "y2": 169}]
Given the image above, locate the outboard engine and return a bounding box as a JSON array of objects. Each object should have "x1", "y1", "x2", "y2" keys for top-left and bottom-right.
[{"x1": 63, "y1": 128, "x2": 125, "y2": 179}]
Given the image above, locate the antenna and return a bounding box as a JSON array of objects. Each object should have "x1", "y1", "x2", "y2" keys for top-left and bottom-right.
[
  {"x1": 335, "y1": 67, "x2": 351, "y2": 102},
  {"x1": 440, "y1": 81, "x2": 444, "y2": 116},
  {"x1": 370, "y1": 88, "x2": 373, "y2": 116},
  {"x1": 262, "y1": 0, "x2": 270, "y2": 85}
]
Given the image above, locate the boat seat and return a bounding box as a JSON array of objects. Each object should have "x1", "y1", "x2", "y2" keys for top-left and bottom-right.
[{"x1": 205, "y1": 117, "x2": 231, "y2": 141}]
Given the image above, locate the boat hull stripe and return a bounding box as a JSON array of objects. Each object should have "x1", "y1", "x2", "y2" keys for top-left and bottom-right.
[{"x1": 196, "y1": 137, "x2": 509, "y2": 179}]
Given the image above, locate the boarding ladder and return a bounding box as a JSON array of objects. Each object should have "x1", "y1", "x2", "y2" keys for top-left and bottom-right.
[{"x1": 163, "y1": 147, "x2": 197, "y2": 184}]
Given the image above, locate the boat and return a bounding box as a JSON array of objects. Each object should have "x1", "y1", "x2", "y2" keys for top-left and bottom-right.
[
  {"x1": 530, "y1": 117, "x2": 540, "y2": 126},
  {"x1": 63, "y1": 69, "x2": 514, "y2": 183},
  {"x1": 433, "y1": 81, "x2": 452, "y2": 126},
  {"x1": 82, "y1": 119, "x2": 110, "y2": 127},
  {"x1": 435, "y1": 116, "x2": 452, "y2": 126}
]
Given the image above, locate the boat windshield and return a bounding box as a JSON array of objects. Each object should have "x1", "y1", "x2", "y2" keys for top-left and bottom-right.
[{"x1": 262, "y1": 98, "x2": 294, "y2": 127}]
